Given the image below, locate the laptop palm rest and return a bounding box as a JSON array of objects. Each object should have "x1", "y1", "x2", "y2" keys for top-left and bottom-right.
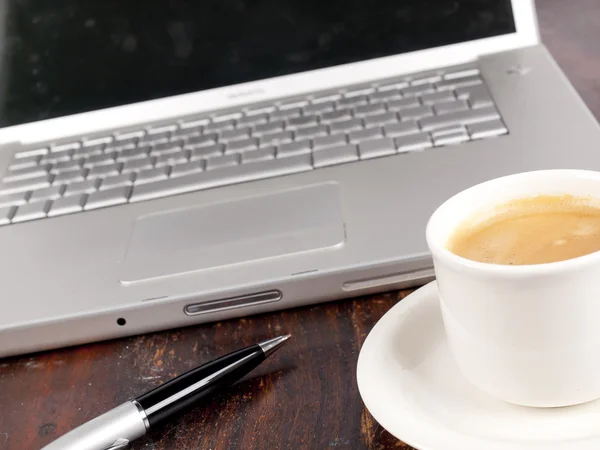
[{"x1": 118, "y1": 183, "x2": 345, "y2": 283}]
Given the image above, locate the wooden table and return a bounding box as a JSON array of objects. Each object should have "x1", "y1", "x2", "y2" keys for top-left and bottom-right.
[{"x1": 2, "y1": 2, "x2": 599, "y2": 449}]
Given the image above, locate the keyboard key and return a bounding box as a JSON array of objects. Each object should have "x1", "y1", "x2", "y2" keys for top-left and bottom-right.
[
  {"x1": 53, "y1": 169, "x2": 86, "y2": 184},
  {"x1": 135, "y1": 167, "x2": 169, "y2": 185},
  {"x1": 15, "y1": 147, "x2": 48, "y2": 158},
  {"x1": 286, "y1": 116, "x2": 319, "y2": 130},
  {"x1": 431, "y1": 125, "x2": 466, "y2": 137},
  {"x1": 358, "y1": 138, "x2": 396, "y2": 159},
  {"x1": 433, "y1": 129, "x2": 469, "y2": 146},
  {"x1": 82, "y1": 136, "x2": 113, "y2": 147},
  {"x1": 304, "y1": 101, "x2": 335, "y2": 115},
  {"x1": 84, "y1": 154, "x2": 115, "y2": 168},
  {"x1": 204, "y1": 119, "x2": 236, "y2": 133},
  {"x1": 245, "y1": 105, "x2": 276, "y2": 115},
  {"x1": 52, "y1": 160, "x2": 83, "y2": 173},
  {"x1": 377, "y1": 80, "x2": 409, "y2": 91},
  {"x1": 294, "y1": 125, "x2": 328, "y2": 140},
  {"x1": 225, "y1": 137, "x2": 260, "y2": 153},
  {"x1": 337, "y1": 95, "x2": 368, "y2": 108},
  {"x1": 213, "y1": 112, "x2": 243, "y2": 122},
  {"x1": 99, "y1": 173, "x2": 135, "y2": 190},
  {"x1": 131, "y1": 154, "x2": 312, "y2": 202},
  {"x1": 383, "y1": 121, "x2": 420, "y2": 138},
  {"x1": 456, "y1": 85, "x2": 494, "y2": 108},
  {"x1": 364, "y1": 112, "x2": 398, "y2": 127},
  {"x1": 420, "y1": 91, "x2": 455, "y2": 105},
  {"x1": 420, "y1": 106, "x2": 500, "y2": 131},
  {"x1": 0, "y1": 192, "x2": 28, "y2": 208},
  {"x1": 51, "y1": 142, "x2": 80, "y2": 152},
  {"x1": 270, "y1": 107, "x2": 302, "y2": 120},
  {"x1": 3, "y1": 165, "x2": 49, "y2": 182},
  {"x1": 395, "y1": 132, "x2": 433, "y2": 152},
  {"x1": 150, "y1": 142, "x2": 184, "y2": 156},
  {"x1": 189, "y1": 144, "x2": 224, "y2": 161},
  {"x1": 468, "y1": 119, "x2": 508, "y2": 139},
  {"x1": 12, "y1": 201, "x2": 49, "y2": 223},
  {"x1": 116, "y1": 147, "x2": 150, "y2": 162},
  {"x1": 88, "y1": 163, "x2": 122, "y2": 178},
  {"x1": 106, "y1": 136, "x2": 138, "y2": 150},
  {"x1": 171, "y1": 126, "x2": 202, "y2": 140},
  {"x1": 321, "y1": 109, "x2": 353, "y2": 124},
  {"x1": 444, "y1": 68, "x2": 480, "y2": 80},
  {"x1": 311, "y1": 93, "x2": 342, "y2": 103},
  {"x1": 277, "y1": 140, "x2": 312, "y2": 157},
  {"x1": 353, "y1": 103, "x2": 386, "y2": 117},
  {"x1": 147, "y1": 124, "x2": 177, "y2": 135},
  {"x1": 242, "y1": 147, "x2": 276, "y2": 163},
  {"x1": 114, "y1": 131, "x2": 144, "y2": 141},
  {"x1": 0, "y1": 206, "x2": 14, "y2": 224},
  {"x1": 368, "y1": 89, "x2": 402, "y2": 103},
  {"x1": 313, "y1": 134, "x2": 347, "y2": 150},
  {"x1": 9, "y1": 154, "x2": 40, "y2": 171},
  {"x1": 387, "y1": 97, "x2": 420, "y2": 111},
  {"x1": 42, "y1": 149, "x2": 72, "y2": 163},
  {"x1": 434, "y1": 100, "x2": 469, "y2": 115},
  {"x1": 64, "y1": 179, "x2": 99, "y2": 196},
  {"x1": 155, "y1": 151, "x2": 189, "y2": 168},
  {"x1": 345, "y1": 87, "x2": 375, "y2": 97},
  {"x1": 253, "y1": 121, "x2": 285, "y2": 136},
  {"x1": 348, "y1": 127, "x2": 383, "y2": 143},
  {"x1": 436, "y1": 75, "x2": 482, "y2": 91},
  {"x1": 0, "y1": 175, "x2": 52, "y2": 195},
  {"x1": 399, "y1": 105, "x2": 433, "y2": 121},
  {"x1": 205, "y1": 154, "x2": 239, "y2": 170},
  {"x1": 47, "y1": 195, "x2": 86, "y2": 217},
  {"x1": 236, "y1": 113, "x2": 269, "y2": 127},
  {"x1": 402, "y1": 84, "x2": 434, "y2": 97},
  {"x1": 220, "y1": 127, "x2": 251, "y2": 142},
  {"x1": 329, "y1": 118, "x2": 363, "y2": 134},
  {"x1": 258, "y1": 132, "x2": 292, "y2": 147},
  {"x1": 183, "y1": 134, "x2": 218, "y2": 150},
  {"x1": 170, "y1": 161, "x2": 203, "y2": 177},
  {"x1": 121, "y1": 158, "x2": 154, "y2": 173},
  {"x1": 85, "y1": 186, "x2": 131, "y2": 210},
  {"x1": 411, "y1": 75, "x2": 442, "y2": 85},
  {"x1": 29, "y1": 185, "x2": 63, "y2": 201},
  {"x1": 73, "y1": 145, "x2": 104, "y2": 158},
  {"x1": 179, "y1": 117, "x2": 210, "y2": 129},
  {"x1": 313, "y1": 144, "x2": 358, "y2": 168}
]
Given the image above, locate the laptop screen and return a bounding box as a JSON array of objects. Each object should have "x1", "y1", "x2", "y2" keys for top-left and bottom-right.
[{"x1": 0, "y1": 1, "x2": 515, "y2": 128}]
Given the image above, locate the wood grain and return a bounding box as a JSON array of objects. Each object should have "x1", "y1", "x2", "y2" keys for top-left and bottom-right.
[{"x1": 2, "y1": 2, "x2": 600, "y2": 449}]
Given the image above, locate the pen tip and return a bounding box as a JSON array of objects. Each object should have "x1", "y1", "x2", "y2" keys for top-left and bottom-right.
[{"x1": 258, "y1": 335, "x2": 291, "y2": 357}]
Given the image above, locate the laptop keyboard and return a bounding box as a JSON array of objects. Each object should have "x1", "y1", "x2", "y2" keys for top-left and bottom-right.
[{"x1": 0, "y1": 67, "x2": 507, "y2": 225}]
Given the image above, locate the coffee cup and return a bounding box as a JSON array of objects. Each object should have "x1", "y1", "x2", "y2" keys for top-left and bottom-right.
[{"x1": 426, "y1": 169, "x2": 600, "y2": 407}]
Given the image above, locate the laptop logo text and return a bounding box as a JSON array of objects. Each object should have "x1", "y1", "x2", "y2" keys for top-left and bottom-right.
[{"x1": 228, "y1": 88, "x2": 265, "y2": 99}]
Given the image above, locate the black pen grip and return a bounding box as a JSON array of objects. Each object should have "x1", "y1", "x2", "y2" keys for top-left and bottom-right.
[{"x1": 136, "y1": 344, "x2": 264, "y2": 427}]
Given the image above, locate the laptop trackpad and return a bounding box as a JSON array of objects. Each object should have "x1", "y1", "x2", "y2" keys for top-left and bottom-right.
[{"x1": 119, "y1": 183, "x2": 345, "y2": 283}]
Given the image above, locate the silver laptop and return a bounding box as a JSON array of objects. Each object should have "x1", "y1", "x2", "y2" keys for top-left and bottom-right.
[{"x1": 0, "y1": 0, "x2": 598, "y2": 357}]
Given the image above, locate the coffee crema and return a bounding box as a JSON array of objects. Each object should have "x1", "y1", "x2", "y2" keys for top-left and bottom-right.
[{"x1": 447, "y1": 194, "x2": 600, "y2": 265}]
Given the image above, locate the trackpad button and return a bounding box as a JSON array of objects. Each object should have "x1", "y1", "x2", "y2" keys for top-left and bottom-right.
[{"x1": 119, "y1": 183, "x2": 345, "y2": 283}]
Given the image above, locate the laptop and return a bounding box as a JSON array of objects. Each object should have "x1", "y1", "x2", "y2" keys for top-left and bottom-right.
[{"x1": 1, "y1": 0, "x2": 599, "y2": 358}]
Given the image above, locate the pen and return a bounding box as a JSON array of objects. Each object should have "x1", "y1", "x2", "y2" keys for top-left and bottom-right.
[{"x1": 41, "y1": 335, "x2": 290, "y2": 450}]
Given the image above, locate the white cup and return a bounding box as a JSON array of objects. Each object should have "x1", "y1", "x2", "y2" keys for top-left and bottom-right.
[{"x1": 426, "y1": 169, "x2": 600, "y2": 407}]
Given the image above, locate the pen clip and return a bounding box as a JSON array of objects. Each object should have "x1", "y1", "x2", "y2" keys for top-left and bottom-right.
[{"x1": 104, "y1": 438, "x2": 130, "y2": 450}]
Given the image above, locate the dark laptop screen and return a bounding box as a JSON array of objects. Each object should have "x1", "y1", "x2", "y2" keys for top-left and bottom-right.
[{"x1": 0, "y1": 1, "x2": 515, "y2": 127}]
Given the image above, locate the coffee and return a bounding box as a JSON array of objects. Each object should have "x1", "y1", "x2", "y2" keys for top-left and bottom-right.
[{"x1": 447, "y1": 194, "x2": 600, "y2": 265}]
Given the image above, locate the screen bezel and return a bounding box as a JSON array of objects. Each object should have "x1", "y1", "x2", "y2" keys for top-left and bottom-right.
[{"x1": 0, "y1": 0, "x2": 538, "y2": 146}]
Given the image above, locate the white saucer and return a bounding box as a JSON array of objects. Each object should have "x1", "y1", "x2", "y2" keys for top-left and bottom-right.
[{"x1": 357, "y1": 281, "x2": 600, "y2": 450}]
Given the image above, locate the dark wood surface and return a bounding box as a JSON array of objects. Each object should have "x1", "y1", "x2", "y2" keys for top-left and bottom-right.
[{"x1": 2, "y1": 2, "x2": 600, "y2": 449}]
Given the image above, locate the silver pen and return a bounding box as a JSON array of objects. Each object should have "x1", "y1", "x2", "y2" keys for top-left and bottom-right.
[{"x1": 41, "y1": 335, "x2": 290, "y2": 450}]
